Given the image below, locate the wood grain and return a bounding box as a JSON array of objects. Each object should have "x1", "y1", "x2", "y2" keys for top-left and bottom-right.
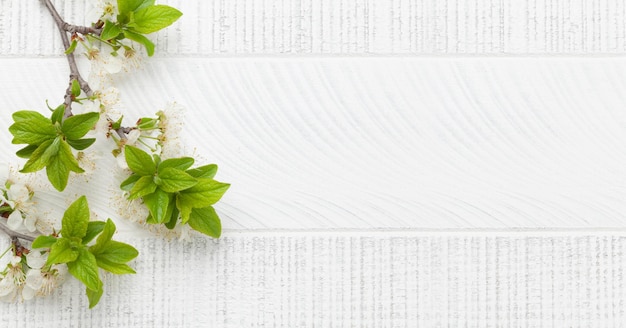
[
  {"x1": 0, "y1": 232, "x2": 623, "y2": 326},
  {"x1": 2, "y1": 0, "x2": 626, "y2": 55},
  {"x1": 2, "y1": 58, "x2": 626, "y2": 230}
]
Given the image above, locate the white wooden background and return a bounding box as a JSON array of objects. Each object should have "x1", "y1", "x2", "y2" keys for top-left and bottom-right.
[{"x1": 2, "y1": 0, "x2": 626, "y2": 326}]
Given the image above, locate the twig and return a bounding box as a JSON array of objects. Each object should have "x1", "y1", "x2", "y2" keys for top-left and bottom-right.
[
  {"x1": 0, "y1": 222, "x2": 35, "y2": 243},
  {"x1": 40, "y1": 0, "x2": 92, "y2": 117},
  {"x1": 40, "y1": 0, "x2": 127, "y2": 140}
]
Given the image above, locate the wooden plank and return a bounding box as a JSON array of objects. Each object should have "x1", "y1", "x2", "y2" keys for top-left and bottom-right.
[
  {"x1": 1, "y1": 0, "x2": 625, "y2": 55},
  {"x1": 0, "y1": 232, "x2": 623, "y2": 326},
  {"x1": 2, "y1": 58, "x2": 626, "y2": 230}
]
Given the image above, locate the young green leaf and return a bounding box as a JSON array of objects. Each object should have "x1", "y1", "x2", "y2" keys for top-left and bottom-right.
[
  {"x1": 61, "y1": 112, "x2": 100, "y2": 140},
  {"x1": 156, "y1": 167, "x2": 197, "y2": 193},
  {"x1": 186, "y1": 164, "x2": 218, "y2": 179},
  {"x1": 67, "y1": 248, "x2": 101, "y2": 292},
  {"x1": 187, "y1": 206, "x2": 221, "y2": 238},
  {"x1": 66, "y1": 138, "x2": 96, "y2": 151},
  {"x1": 50, "y1": 104, "x2": 65, "y2": 125},
  {"x1": 82, "y1": 221, "x2": 107, "y2": 244},
  {"x1": 128, "y1": 175, "x2": 157, "y2": 199},
  {"x1": 15, "y1": 144, "x2": 39, "y2": 159},
  {"x1": 46, "y1": 238, "x2": 79, "y2": 265},
  {"x1": 65, "y1": 39, "x2": 78, "y2": 54},
  {"x1": 86, "y1": 283, "x2": 103, "y2": 309},
  {"x1": 122, "y1": 29, "x2": 155, "y2": 56},
  {"x1": 71, "y1": 79, "x2": 81, "y2": 98},
  {"x1": 130, "y1": 5, "x2": 182, "y2": 34},
  {"x1": 120, "y1": 174, "x2": 141, "y2": 191},
  {"x1": 142, "y1": 188, "x2": 171, "y2": 223},
  {"x1": 124, "y1": 145, "x2": 156, "y2": 176},
  {"x1": 31, "y1": 235, "x2": 58, "y2": 249},
  {"x1": 158, "y1": 157, "x2": 194, "y2": 172},
  {"x1": 94, "y1": 259, "x2": 136, "y2": 275},
  {"x1": 175, "y1": 179, "x2": 230, "y2": 221},
  {"x1": 164, "y1": 204, "x2": 179, "y2": 229},
  {"x1": 91, "y1": 240, "x2": 138, "y2": 275},
  {"x1": 21, "y1": 138, "x2": 58, "y2": 173},
  {"x1": 90, "y1": 219, "x2": 116, "y2": 255},
  {"x1": 100, "y1": 20, "x2": 122, "y2": 40},
  {"x1": 46, "y1": 140, "x2": 84, "y2": 191},
  {"x1": 9, "y1": 111, "x2": 56, "y2": 145},
  {"x1": 117, "y1": 0, "x2": 153, "y2": 15},
  {"x1": 61, "y1": 196, "x2": 91, "y2": 240}
]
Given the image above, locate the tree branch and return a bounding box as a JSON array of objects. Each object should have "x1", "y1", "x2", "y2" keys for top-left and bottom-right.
[
  {"x1": 41, "y1": 0, "x2": 128, "y2": 140},
  {"x1": 0, "y1": 222, "x2": 35, "y2": 243},
  {"x1": 40, "y1": 0, "x2": 93, "y2": 117}
]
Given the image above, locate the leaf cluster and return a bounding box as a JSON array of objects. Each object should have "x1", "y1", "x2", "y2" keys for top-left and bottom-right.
[
  {"x1": 31, "y1": 196, "x2": 138, "y2": 308},
  {"x1": 8, "y1": 102, "x2": 99, "y2": 191},
  {"x1": 97, "y1": 0, "x2": 182, "y2": 56},
  {"x1": 121, "y1": 146, "x2": 229, "y2": 238}
]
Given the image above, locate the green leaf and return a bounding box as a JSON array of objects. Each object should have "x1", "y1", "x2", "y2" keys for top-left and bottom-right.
[
  {"x1": 95, "y1": 259, "x2": 136, "y2": 275},
  {"x1": 124, "y1": 145, "x2": 156, "y2": 176},
  {"x1": 47, "y1": 140, "x2": 84, "y2": 191},
  {"x1": 65, "y1": 39, "x2": 78, "y2": 54},
  {"x1": 137, "y1": 117, "x2": 156, "y2": 129},
  {"x1": 21, "y1": 138, "x2": 58, "y2": 173},
  {"x1": 9, "y1": 111, "x2": 55, "y2": 145},
  {"x1": 67, "y1": 138, "x2": 96, "y2": 151},
  {"x1": 130, "y1": 5, "x2": 182, "y2": 34},
  {"x1": 156, "y1": 168, "x2": 197, "y2": 193},
  {"x1": 122, "y1": 29, "x2": 155, "y2": 56},
  {"x1": 120, "y1": 174, "x2": 141, "y2": 191},
  {"x1": 86, "y1": 283, "x2": 103, "y2": 309},
  {"x1": 15, "y1": 144, "x2": 38, "y2": 159},
  {"x1": 100, "y1": 20, "x2": 122, "y2": 40},
  {"x1": 112, "y1": 116, "x2": 124, "y2": 130},
  {"x1": 67, "y1": 248, "x2": 101, "y2": 292},
  {"x1": 61, "y1": 196, "x2": 91, "y2": 239},
  {"x1": 71, "y1": 79, "x2": 81, "y2": 98},
  {"x1": 158, "y1": 157, "x2": 194, "y2": 172},
  {"x1": 46, "y1": 238, "x2": 79, "y2": 265},
  {"x1": 128, "y1": 175, "x2": 157, "y2": 199},
  {"x1": 176, "y1": 179, "x2": 230, "y2": 222},
  {"x1": 90, "y1": 219, "x2": 116, "y2": 255},
  {"x1": 186, "y1": 164, "x2": 218, "y2": 179},
  {"x1": 117, "y1": 0, "x2": 153, "y2": 14},
  {"x1": 31, "y1": 235, "x2": 58, "y2": 249},
  {"x1": 82, "y1": 221, "x2": 107, "y2": 244},
  {"x1": 188, "y1": 206, "x2": 222, "y2": 238},
  {"x1": 92, "y1": 240, "x2": 138, "y2": 263},
  {"x1": 143, "y1": 188, "x2": 171, "y2": 223},
  {"x1": 61, "y1": 112, "x2": 100, "y2": 140},
  {"x1": 164, "y1": 204, "x2": 179, "y2": 229},
  {"x1": 50, "y1": 104, "x2": 65, "y2": 124}
]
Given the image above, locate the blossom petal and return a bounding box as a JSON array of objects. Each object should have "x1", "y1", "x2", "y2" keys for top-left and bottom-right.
[{"x1": 7, "y1": 211, "x2": 23, "y2": 230}]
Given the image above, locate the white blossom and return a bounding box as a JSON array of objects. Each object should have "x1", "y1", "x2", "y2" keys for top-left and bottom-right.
[
  {"x1": 21, "y1": 255, "x2": 67, "y2": 300},
  {"x1": 25, "y1": 251, "x2": 46, "y2": 270},
  {"x1": 157, "y1": 103, "x2": 185, "y2": 158},
  {"x1": 0, "y1": 256, "x2": 25, "y2": 302},
  {"x1": 122, "y1": 46, "x2": 144, "y2": 71},
  {"x1": 87, "y1": 0, "x2": 118, "y2": 23},
  {"x1": 87, "y1": 46, "x2": 122, "y2": 89},
  {"x1": 3, "y1": 183, "x2": 37, "y2": 233}
]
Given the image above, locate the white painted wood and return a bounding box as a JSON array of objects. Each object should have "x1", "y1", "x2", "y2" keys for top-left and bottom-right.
[
  {"x1": 3, "y1": 58, "x2": 626, "y2": 230},
  {"x1": 2, "y1": 0, "x2": 626, "y2": 55},
  {"x1": 0, "y1": 232, "x2": 624, "y2": 326},
  {"x1": 1, "y1": 0, "x2": 626, "y2": 326}
]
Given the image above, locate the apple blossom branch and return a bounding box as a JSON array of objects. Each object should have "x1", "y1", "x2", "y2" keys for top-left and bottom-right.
[{"x1": 40, "y1": 0, "x2": 130, "y2": 140}]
